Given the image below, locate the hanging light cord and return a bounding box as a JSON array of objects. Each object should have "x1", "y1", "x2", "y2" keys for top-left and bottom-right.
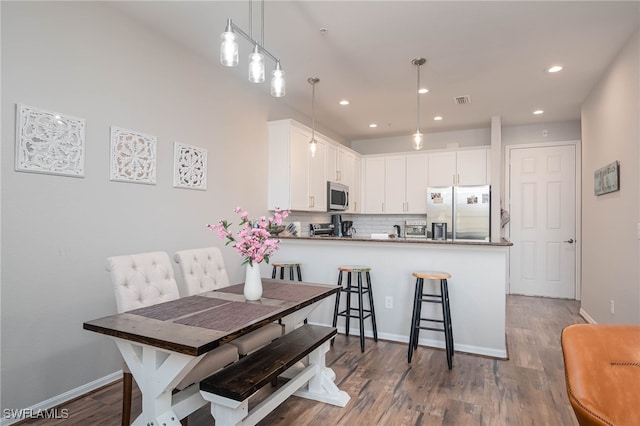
[
  {"x1": 311, "y1": 81, "x2": 316, "y2": 140},
  {"x1": 416, "y1": 62, "x2": 420, "y2": 132}
]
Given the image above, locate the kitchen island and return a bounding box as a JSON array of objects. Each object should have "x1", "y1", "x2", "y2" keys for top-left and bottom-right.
[{"x1": 262, "y1": 236, "x2": 512, "y2": 358}]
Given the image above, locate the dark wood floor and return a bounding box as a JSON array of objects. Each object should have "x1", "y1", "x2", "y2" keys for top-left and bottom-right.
[{"x1": 23, "y1": 295, "x2": 583, "y2": 425}]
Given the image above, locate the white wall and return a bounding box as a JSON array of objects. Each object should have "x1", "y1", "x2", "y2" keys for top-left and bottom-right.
[
  {"x1": 580, "y1": 31, "x2": 640, "y2": 324},
  {"x1": 0, "y1": 2, "x2": 309, "y2": 411},
  {"x1": 351, "y1": 121, "x2": 581, "y2": 155}
]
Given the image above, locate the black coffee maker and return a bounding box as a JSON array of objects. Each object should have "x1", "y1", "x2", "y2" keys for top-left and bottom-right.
[
  {"x1": 331, "y1": 214, "x2": 342, "y2": 237},
  {"x1": 341, "y1": 220, "x2": 354, "y2": 237}
]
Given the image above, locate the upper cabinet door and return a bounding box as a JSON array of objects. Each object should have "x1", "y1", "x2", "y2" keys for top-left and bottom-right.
[
  {"x1": 384, "y1": 156, "x2": 406, "y2": 214},
  {"x1": 326, "y1": 144, "x2": 338, "y2": 183},
  {"x1": 289, "y1": 126, "x2": 312, "y2": 211},
  {"x1": 363, "y1": 157, "x2": 385, "y2": 213},
  {"x1": 405, "y1": 153, "x2": 428, "y2": 213},
  {"x1": 457, "y1": 148, "x2": 488, "y2": 185},
  {"x1": 308, "y1": 137, "x2": 326, "y2": 211},
  {"x1": 428, "y1": 151, "x2": 457, "y2": 186}
]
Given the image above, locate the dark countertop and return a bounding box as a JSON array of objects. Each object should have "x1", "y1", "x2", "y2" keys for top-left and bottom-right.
[{"x1": 279, "y1": 235, "x2": 512, "y2": 247}]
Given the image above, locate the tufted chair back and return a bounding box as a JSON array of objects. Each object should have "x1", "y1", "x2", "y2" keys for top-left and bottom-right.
[
  {"x1": 173, "y1": 247, "x2": 231, "y2": 296},
  {"x1": 106, "y1": 251, "x2": 181, "y2": 313}
]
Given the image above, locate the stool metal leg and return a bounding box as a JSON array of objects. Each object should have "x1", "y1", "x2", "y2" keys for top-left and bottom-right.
[
  {"x1": 296, "y1": 265, "x2": 302, "y2": 281},
  {"x1": 279, "y1": 267, "x2": 285, "y2": 280},
  {"x1": 441, "y1": 278, "x2": 454, "y2": 369},
  {"x1": 413, "y1": 278, "x2": 425, "y2": 351},
  {"x1": 271, "y1": 266, "x2": 277, "y2": 279},
  {"x1": 331, "y1": 271, "x2": 343, "y2": 346},
  {"x1": 345, "y1": 272, "x2": 352, "y2": 337},
  {"x1": 357, "y1": 272, "x2": 366, "y2": 352},
  {"x1": 289, "y1": 266, "x2": 294, "y2": 280},
  {"x1": 408, "y1": 277, "x2": 422, "y2": 363},
  {"x1": 365, "y1": 271, "x2": 378, "y2": 342}
]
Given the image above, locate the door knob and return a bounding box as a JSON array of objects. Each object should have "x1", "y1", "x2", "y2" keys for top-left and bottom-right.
[{"x1": 563, "y1": 238, "x2": 574, "y2": 244}]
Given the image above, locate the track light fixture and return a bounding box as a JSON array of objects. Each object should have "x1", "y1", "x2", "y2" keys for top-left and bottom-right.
[{"x1": 220, "y1": 1, "x2": 285, "y2": 97}]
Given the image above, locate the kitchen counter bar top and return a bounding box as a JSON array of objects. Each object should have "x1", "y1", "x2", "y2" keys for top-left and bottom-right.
[{"x1": 280, "y1": 235, "x2": 512, "y2": 247}]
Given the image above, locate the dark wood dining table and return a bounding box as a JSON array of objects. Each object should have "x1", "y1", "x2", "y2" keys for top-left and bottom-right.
[{"x1": 84, "y1": 279, "x2": 347, "y2": 426}]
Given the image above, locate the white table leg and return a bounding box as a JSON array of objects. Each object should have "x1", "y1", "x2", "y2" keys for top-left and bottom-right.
[
  {"x1": 115, "y1": 339, "x2": 207, "y2": 426},
  {"x1": 280, "y1": 304, "x2": 315, "y2": 333},
  {"x1": 294, "y1": 341, "x2": 350, "y2": 407}
]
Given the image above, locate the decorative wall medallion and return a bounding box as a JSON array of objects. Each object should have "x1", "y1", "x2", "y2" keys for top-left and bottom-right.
[
  {"x1": 15, "y1": 104, "x2": 85, "y2": 177},
  {"x1": 173, "y1": 142, "x2": 207, "y2": 190},
  {"x1": 110, "y1": 127, "x2": 157, "y2": 184}
]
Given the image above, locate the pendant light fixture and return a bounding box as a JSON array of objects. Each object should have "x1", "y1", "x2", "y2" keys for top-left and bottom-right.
[
  {"x1": 220, "y1": 0, "x2": 285, "y2": 97},
  {"x1": 411, "y1": 58, "x2": 426, "y2": 150},
  {"x1": 308, "y1": 77, "x2": 320, "y2": 157}
]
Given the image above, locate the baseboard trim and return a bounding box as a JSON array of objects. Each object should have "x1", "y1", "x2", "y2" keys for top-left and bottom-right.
[
  {"x1": 579, "y1": 308, "x2": 597, "y2": 324},
  {"x1": 310, "y1": 321, "x2": 508, "y2": 359},
  {"x1": 1, "y1": 371, "x2": 122, "y2": 426}
]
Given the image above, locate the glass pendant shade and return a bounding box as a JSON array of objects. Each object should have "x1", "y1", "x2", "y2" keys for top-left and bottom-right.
[
  {"x1": 413, "y1": 131, "x2": 424, "y2": 150},
  {"x1": 309, "y1": 139, "x2": 318, "y2": 157},
  {"x1": 220, "y1": 20, "x2": 238, "y2": 67},
  {"x1": 271, "y1": 62, "x2": 285, "y2": 97},
  {"x1": 248, "y1": 44, "x2": 265, "y2": 83}
]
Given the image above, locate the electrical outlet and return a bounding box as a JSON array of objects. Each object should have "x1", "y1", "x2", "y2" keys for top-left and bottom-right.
[
  {"x1": 385, "y1": 296, "x2": 393, "y2": 309},
  {"x1": 610, "y1": 300, "x2": 615, "y2": 315}
]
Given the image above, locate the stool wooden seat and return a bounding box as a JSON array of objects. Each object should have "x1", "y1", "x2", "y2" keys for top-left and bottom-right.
[
  {"x1": 332, "y1": 265, "x2": 378, "y2": 352},
  {"x1": 271, "y1": 261, "x2": 302, "y2": 281},
  {"x1": 408, "y1": 270, "x2": 454, "y2": 369},
  {"x1": 413, "y1": 271, "x2": 451, "y2": 280}
]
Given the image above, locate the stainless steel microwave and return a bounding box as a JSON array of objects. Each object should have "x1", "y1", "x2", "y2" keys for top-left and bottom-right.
[{"x1": 327, "y1": 181, "x2": 349, "y2": 211}]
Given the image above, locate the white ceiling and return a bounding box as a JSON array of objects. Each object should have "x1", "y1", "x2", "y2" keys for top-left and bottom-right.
[{"x1": 111, "y1": 1, "x2": 639, "y2": 142}]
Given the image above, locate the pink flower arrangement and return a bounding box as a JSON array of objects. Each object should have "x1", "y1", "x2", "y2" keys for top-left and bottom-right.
[{"x1": 208, "y1": 207, "x2": 290, "y2": 266}]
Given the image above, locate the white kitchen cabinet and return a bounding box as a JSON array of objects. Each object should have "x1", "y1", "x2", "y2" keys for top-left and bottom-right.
[
  {"x1": 363, "y1": 157, "x2": 385, "y2": 213},
  {"x1": 456, "y1": 148, "x2": 488, "y2": 185},
  {"x1": 268, "y1": 120, "x2": 326, "y2": 212},
  {"x1": 350, "y1": 157, "x2": 361, "y2": 213},
  {"x1": 384, "y1": 155, "x2": 406, "y2": 213},
  {"x1": 405, "y1": 153, "x2": 429, "y2": 213},
  {"x1": 363, "y1": 153, "x2": 428, "y2": 214},
  {"x1": 326, "y1": 143, "x2": 338, "y2": 183},
  {"x1": 428, "y1": 148, "x2": 489, "y2": 186}
]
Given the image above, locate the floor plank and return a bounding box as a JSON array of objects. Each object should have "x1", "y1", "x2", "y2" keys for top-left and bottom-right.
[{"x1": 21, "y1": 295, "x2": 583, "y2": 425}]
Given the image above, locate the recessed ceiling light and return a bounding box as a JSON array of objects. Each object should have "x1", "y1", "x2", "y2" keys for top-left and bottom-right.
[
  {"x1": 434, "y1": 116, "x2": 443, "y2": 121},
  {"x1": 533, "y1": 110, "x2": 544, "y2": 115},
  {"x1": 547, "y1": 65, "x2": 563, "y2": 73},
  {"x1": 369, "y1": 123, "x2": 378, "y2": 128},
  {"x1": 418, "y1": 88, "x2": 429, "y2": 94},
  {"x1": 339, "y1": 99, "x2": 350, "y2": 106}
]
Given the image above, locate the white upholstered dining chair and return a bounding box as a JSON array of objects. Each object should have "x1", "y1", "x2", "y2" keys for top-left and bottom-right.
[
  {"x1": 173, "y1": 247, "x2": 284, "y2": 356},
  {"x1": 106, "y1": 251, "x2": 238, "y2": 426}
]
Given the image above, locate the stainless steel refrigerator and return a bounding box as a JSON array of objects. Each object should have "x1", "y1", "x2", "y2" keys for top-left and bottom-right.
[
  {"x1": 426, "y1": 186, "x2": 454, "y2": 239},
  {"x1": 426, "y1": 185, "x2": 491, "y2": 241}
]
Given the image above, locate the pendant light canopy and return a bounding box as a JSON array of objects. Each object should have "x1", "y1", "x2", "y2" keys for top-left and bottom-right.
[
  {"x1": 219, "y1": 1, "x2": 285, "y2": 97},
  {"x1": 308, "y1": 77, "x2": 320, "y2": 157},
  {"x1": 411, "y1": 58, "x2": 426, "y2": 150}
]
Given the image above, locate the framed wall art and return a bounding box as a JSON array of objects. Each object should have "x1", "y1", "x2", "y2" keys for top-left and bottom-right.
[
  {"x1": 173, "y1": 142, "x2": 207, "y2": 190},
  {"x1": 110, "y1": 126, "x2": 157, "y2": 184},
  {"x1": 594, "y1": 160, "x2": 620, "y2": 196},
  {"x1": 15, "y1": 104, "x2": 85, "y2": 177}
]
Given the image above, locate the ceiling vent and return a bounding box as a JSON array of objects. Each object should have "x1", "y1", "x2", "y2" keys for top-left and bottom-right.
[{"x1": 454, "y1": 95, "x2": 472, "y2": 105}]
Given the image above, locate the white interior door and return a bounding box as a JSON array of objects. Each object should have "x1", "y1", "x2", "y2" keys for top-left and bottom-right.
[{"x1": 509, "y1": 144, "x2": 576, "y2": 298}]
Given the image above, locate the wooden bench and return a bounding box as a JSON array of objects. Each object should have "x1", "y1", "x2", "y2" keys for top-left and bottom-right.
[{"x1": 199, "y1": 324, "x2": 349, "y2": 425}]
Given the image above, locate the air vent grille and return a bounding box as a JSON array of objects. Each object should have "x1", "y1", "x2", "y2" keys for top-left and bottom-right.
[{"x1": 454, "y1": 95, "x2": 472, "y2": 105}]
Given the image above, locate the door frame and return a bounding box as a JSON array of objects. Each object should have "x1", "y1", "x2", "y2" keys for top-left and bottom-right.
[{"x1": 504, "y1": 140, "x2": 582, "y2": 300}]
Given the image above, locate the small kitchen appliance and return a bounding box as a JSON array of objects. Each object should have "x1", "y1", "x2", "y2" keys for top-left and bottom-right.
[
  {"x1": 309, "y1": 223, "x2": 334, "y2": 237},
  {"x1": 331, "y1": 214, "x2": 342, "y2": 237},
  {"x1": 405, "y1": 219, "x2": 427, "y2": 239},
  {"x1": 327, "y1": 181, "x2": 349, "y2": 211},
  {"x1": 341, "y1": 220, "x2": 355, "y2": 237}
]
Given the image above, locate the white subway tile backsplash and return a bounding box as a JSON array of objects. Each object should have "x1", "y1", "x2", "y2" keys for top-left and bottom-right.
[{"x1": 284, "y1": 212, "x2": 427, "y2": 237}]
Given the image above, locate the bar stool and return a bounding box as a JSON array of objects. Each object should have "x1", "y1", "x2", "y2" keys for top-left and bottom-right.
[
  {"x1": 332, "y1": 265, "x2": 378, "y2": 352},
  {"x1": 271, "y1": 262, "x2": 302, "y2": 281},
  {"x1": 408, "y1": 271, "x2": 454, "y2": 369}
]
